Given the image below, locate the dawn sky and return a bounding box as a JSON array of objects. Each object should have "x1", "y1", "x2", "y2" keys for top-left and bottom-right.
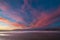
[{"x1": 0, "y1": 0, "x2": 60, "y2": 30}]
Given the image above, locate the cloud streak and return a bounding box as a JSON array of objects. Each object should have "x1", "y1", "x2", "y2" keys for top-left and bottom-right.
[{"x1": 0, "y1": 0, "x2": 60, "y2": 30}]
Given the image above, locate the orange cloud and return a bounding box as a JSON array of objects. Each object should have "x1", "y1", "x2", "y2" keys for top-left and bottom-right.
[{"x1": 0, "y1": 17, "x2": 26, "y2": 30}]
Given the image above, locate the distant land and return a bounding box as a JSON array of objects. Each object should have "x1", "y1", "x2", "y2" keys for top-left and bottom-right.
[{"x1": 0, "y1": 27, "x2": 60, "y2": 31}]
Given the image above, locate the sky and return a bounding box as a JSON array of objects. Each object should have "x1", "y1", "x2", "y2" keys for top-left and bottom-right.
[{"x1": 0, "y1": 0, "x2": 60, "y2": 30}]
